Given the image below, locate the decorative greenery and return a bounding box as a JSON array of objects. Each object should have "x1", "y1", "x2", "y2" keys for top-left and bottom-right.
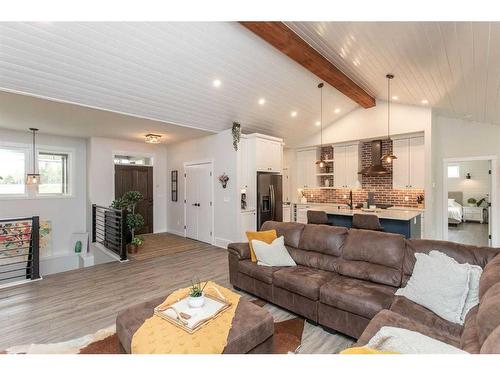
[
  {"x1": 189, "y1": 279, "x2": 208, "y2": 298},
  {"x1": 110, "y1": 197, "x2": 127, "y2": 210},
  {"x1": 417, "y1": 195, "x2": 424, "y2": 204},
  {"x1": 131, "y1": 236, "x2": 144, "y2": 246},
  {"x1": 467, "y1": 197, "x2": 478, "y2": 205},
  {"x1": 477, "y1": 197, "x2": 487, "y2": 207},
  {"x1": 123, "y1": 191, "x2": 144, "y2": 206},
  {"x1": 110, "y1": 190, "x2": 145, "y2": 245},
  {"x1": 232, "y1": 122, "x2": 241, "y2": 151},
  {"x1": 218, "y1": 173, "x2": 229, "y2": 188}
]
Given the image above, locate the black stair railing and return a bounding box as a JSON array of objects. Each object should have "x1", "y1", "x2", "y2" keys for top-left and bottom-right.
[
  {"x1": 0, "y1": 216, "x2": 40, "y2": 284},
  {"x1": 92, "y1": 204, "x2": 127, "y2": 261}
]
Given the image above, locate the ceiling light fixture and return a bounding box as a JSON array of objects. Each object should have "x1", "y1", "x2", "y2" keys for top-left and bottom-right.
[
  {"x1": 381, "y1": 74, "x2": 397, "y2": 163},
  {"x1": 145, "y1": 134, "x2": 162, "y2": 144},
  {"x1": 315, "y1": 83, "x2": 326, "y2": 168},
  {"x1": 258, "y1": 98, "x2": 266, "y2": 105},
  {"x1": 212, "y1": 79, "x2": 221, "y2": 88},
  {"x1": 421, "y1": 99, "x2": 428, "y2": 105},
  {"x1": 26, "y1": 128, "x2": 41, "y2": 185},
  {"x1": 291, "y1": 111, "x2": 297, "y2": 117}
]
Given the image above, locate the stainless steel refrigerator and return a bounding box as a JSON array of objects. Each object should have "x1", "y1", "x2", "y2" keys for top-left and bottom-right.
[{"x1": 257, "y1": 172, "x2": 283, "y2": 229}]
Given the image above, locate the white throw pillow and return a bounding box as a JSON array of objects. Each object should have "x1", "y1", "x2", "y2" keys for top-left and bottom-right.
[
  {"x1": 395, "y1": 252, "x2": 470, "y2": 324},
  {"x1": 448, "y1": 198, "x2": 455, "y2": 207},
  {"x1": 429, "y1": 250, "x2": 482, "y2": 322},
  {"x1": 367, "y1": 326, "x2": 468, "y2": 354},
  {"x1": 251, "y1": 236, "x2": 296, "y2": 267}
]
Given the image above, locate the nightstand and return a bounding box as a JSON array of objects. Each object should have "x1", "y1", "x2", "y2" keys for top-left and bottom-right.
[{"x1": 463, "y1": 206, "x2": 484, "y2": 223}]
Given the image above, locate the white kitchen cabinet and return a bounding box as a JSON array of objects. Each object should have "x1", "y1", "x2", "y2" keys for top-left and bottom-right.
[
  {"x1": 240, "y1": 210, "x2": 257, "y2": 241},
  {"x1": 334, "y1": 143, "x2": 361, "y2": 189},
  {"x1": 254, "y1": 137, "x2": 282, "y2": 172},
  {"x1": 282, "y1": 205, "x2": 291, "y2": 222},
  {"x1": 296, "y1": 149, "x2": 318, "y2": 189},
  {"x1": 392, "y1": 136, "x2": 424, "y2": 189}
]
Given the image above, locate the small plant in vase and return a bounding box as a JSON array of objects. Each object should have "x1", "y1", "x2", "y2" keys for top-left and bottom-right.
[
  {"x1": 467, "y1": 198, "x2": 477, "y2": 207},
  {"x1": 188, "y1": 279, "x2": 208, "y2": 308},
  {"x1": 218, "y1": 173, "x2": 229, "y2": 189},
  {"x1": 129, "y1": 236, "x2": 144, "y2": 253}
]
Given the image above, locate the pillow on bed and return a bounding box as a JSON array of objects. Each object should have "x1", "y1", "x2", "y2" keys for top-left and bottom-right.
[{"x1": 448, "y1": 198, "x2": 456, "y2": 206}]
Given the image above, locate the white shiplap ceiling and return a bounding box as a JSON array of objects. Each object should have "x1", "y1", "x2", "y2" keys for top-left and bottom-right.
[
  {"x1": 286, "y1": 21, "x2": 500, "y2": 125},
  {"x1": 0, "y1": 22, "x2": 358, "y2": 147}
]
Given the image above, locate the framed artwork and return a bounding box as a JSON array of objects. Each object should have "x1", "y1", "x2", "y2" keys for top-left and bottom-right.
[
  {"x1": 171, "y1": 170, "x2": 178, "y2": 202},
  {"x1": 70, "y1": 232, "x2": 89, "y2": 254}
]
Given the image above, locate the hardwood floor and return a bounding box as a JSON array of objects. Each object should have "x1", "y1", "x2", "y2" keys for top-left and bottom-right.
[
  {"x1": 0, "y1": 237, "x2": 354, "y2": 353},
  {"x1": 448, "y1": 222, "x2": 489, "y2": 246}
]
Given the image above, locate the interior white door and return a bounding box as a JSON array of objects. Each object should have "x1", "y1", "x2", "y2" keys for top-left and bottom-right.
[
  {"x1": 184, "y1": 163, "x2": 213, "y2": 244},
  {"x1": 409, "y1": 137, "x2": 424, "y2": 189},
  {"x1": 344, "y1": 144, "x2": 360, "y2": 188},
  {"x1": 392, "y1": 138, "x2": 410, "y2": 189},
  {"x1": 333, "y1": 146, "x2": 346, "y2": 188}
]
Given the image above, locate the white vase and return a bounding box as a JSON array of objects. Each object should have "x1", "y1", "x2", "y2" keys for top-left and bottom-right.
[
  {"x1": 188, "y1": 293, "x2": 205, "y2": 308},
  {"x1": 300, "y1": 196, "x2": 307, "y2": 203}
]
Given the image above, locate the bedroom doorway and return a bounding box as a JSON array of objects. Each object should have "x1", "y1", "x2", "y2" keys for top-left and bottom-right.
[{"x1": 444, "y1": 157, "x2": 496, "y2": 247}]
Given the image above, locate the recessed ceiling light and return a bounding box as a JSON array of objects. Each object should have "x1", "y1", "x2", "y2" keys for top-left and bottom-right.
[
  {"x1": 212, "y1": 79, "x2": 221, "y2": 88},
  {"x1": 392, "y1": 96, "x2": 399, "y2": 100},
  {"x1": 334, "y1": 108, "x2": 341, "y2": 114},
  {"x1": 291, "y1": 111, "x2": 298, "y2": 117},
  {"x1": 421, "y1": 99, "x2": 429, "y2": 105},
  {"x1": 258, "y1": 98, "x2": 266, "y2": 105},
  {"x1": 315, "y1": 121, "x2": 321, "y2": 126}
]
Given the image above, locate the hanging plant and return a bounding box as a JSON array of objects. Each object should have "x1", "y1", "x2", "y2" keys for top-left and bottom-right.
[
  {"x1": 218, "y1": 173, "x2": 229, "y2": 189},
  {"x1": 232, "y1": 122, "x2": 241, "y2": 151}
]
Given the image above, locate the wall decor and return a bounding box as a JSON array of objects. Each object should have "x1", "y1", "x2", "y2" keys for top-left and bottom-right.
[
  {"x1": 218, "y1": 173, "x2": 229, "y2": 189},
  {"x1": 171, "y1": 170, "x2": 178, "y2": 202},
  {"x1": 70, "y1": 232, "x2": 89, "y2": 254},
  {"x1": 232, "y1": 122, "x2": 241, "y2": 151}
]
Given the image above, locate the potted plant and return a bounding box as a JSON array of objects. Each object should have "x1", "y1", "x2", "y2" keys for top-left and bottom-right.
[
  {"x1": 467, "y1": 198, "x2": 477, "y2": 207},
  {"x1": 110, "y1": 191, "x2": 145, "y2": 251},
  {"x1": 126, "y1": 213, "x2": 145, "y2": 253},
  {"x1": 188, "y1": 279, "x2": 208, "y2": 308},
  {"x1": 232, "y1": 122, "x2": 241, "y2": 151},
  {"x1": 129, "y1": 236, "x2": 144, "y2": 253}
]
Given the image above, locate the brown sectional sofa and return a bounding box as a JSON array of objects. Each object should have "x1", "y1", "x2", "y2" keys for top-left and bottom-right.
[{"x1": 227, "y1": 221, "x2": 500, "y2": 353}]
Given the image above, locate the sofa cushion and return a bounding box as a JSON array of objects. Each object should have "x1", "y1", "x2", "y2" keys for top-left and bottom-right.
[
  {"x1": 479, "y1": 253, "x2": 500, "y2": 300},
  {"x1": 298, "y1": 224, "x2": 348, "y2": 257},
  {"x1": 356, "y1": 309, "x2": 461, "y2": 348},
  {"x1": 476, "y1": 282, "x2": 500, "y2": 346},
  {"x1": 481, "y1": 325, "x2": 500, "y2": 354},
  {"x1": 238, "y1": 260, "x2": 283, "y2": 284},
  {"x1": 337, "y1": 229, "x2": 405, "y2": 287},
  {"x1": 227, "y1": 242, "x2": 251, "y2": 260},
  {"x1": 320, "y1": 275, "x2": 396, "y2": 319},
  {"x1": 286, "y1": 246, "x2": 339, "y2": 273},
  {"x1": 261, "y1": 221, "x2": 305, "y2": 248},
  {"x1": 273, "y1": 266, "x2": 335, "y2": 300},
  {"x1": 390, "y1": 296, "x2": 463, "y2": 339},
  {"x1": 460, "y1": 306, "x2": 481, "y2": 354},
  {"x1": 403, "y1": 239, "x2": 500, "y2": 286}
]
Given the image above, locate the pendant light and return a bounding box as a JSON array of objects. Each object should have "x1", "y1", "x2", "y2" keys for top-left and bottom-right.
[
  {"x1": 381, "y1": 74, "x2": 397, "y2": 163},
  {"x1": 315, "y1": 82, "x2": 325, "y2": 168},
  {"x1": 26, "y1": 128, "x2": 41, "y2": 185}
]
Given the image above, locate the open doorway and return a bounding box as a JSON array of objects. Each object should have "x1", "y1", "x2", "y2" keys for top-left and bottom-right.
[{"x1": 444, "y1": 157, "x2": 496, "y2": 246}]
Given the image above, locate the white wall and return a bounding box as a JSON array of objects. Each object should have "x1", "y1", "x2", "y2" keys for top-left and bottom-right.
[
  {"x1": 432, "y1": 115, "x2": 500, "y2": 244},
  {"x1": 87, "y1": 137, "x2": 168, "y2": 233},
  {"x1": 0, "y1": 128, "x2": 87, "y2": 274},
  {"x1": 166, "y1": 129, "x2": 238, "y2": 247},
  {"x1": 447, "y1": 160, "x2": 491, "y2": 204}
]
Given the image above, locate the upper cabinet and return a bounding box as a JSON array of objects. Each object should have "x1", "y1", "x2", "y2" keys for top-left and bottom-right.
[
  {"x1": 392, "y1": 136, "x2": 424, "y2": 189},
  {"x1": 333, "y1": 143, "x2": 361, "y2": 189},
  {"x1": 253, "y1": 137, "x2": 283, "y2": 173},
  {"x1": 296, "y1": 148, "x2": 318, "y2": 188}
]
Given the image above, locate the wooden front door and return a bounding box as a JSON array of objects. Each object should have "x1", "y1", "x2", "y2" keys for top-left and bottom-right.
[{"x1": 115, "y1": 165, "x2": 154, "y2": 234}]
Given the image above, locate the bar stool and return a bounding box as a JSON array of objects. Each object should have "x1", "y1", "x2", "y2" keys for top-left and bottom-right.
[
  {"x1": 352, "y1": 214, "x2": 384, "y2": 231},
  {"x1": 307, "y1": 210, "x2": 330, "y2": 225}
]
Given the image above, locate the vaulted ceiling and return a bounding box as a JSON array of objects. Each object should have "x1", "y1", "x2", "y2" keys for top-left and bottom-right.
[
  {"x1": 287, "y1": 22, "x2": 500, "y2": 125},
  {"x1": 0, "y1": 22, "x2": 357, "y2": 146}
]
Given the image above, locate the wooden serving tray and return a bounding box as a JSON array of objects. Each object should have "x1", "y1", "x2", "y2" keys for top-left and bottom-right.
[{"x1": 153, "y1": 288, "x2": 232, "y2": 334}]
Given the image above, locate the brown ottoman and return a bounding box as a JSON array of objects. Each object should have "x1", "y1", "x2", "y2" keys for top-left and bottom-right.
[{"x1": 116, "y1": 296, "x2": 274, "y2": 354}]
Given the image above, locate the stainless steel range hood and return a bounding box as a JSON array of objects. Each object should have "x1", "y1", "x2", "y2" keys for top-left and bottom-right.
[{"x1": 358, "y1": 140, "x2": 390, "y2": 176}]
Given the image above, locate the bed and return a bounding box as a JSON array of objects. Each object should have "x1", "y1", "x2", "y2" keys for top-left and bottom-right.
[{"x1": 448, "y1": 191, "x2": 463, "y2": 226}]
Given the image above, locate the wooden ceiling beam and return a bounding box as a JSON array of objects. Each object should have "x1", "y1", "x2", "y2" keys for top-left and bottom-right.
[{"x1": 239, "y1": 21, "x2": 376, "y2": 108}]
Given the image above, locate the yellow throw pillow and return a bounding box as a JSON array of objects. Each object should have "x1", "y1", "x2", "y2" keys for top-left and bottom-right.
[
  {"x1": 340, "y1": 346, "x2": 399, "y2": 354},
  {"x1": 246, "y1": 230, "x2": 277, "y2": 262}
]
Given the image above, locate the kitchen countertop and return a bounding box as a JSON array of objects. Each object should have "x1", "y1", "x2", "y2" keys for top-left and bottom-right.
[{"x1": 321, "y1": 207, "x2": 422, "y2": 221}]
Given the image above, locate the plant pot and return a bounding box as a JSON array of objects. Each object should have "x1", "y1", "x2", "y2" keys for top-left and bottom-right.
[
  {"x1": 188, "y1": 293, "x2": 205, "y2": 308},
  {"x1": 127, "y1": 243, "x2": 138, "y2": 254}
]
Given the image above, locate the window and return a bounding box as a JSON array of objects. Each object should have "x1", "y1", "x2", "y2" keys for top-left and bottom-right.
[
  {"x1": 38, "y1": 152, "x2": 69, "y2": 195},
  {"x1": 0, "y1": 147, "x2": 27, "y2": 195},
  {"x1": 447, "y1": 165, "x2": 460, "y2": 178},
  {"x1": 114, "y1": 155, "x2": 152, "y2": 166}
]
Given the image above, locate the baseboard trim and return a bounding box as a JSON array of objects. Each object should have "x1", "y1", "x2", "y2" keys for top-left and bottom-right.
[
  {"x1": 0, "y1": 277, "x2": 43, "y2": 290},
  {"x1": 167, "y1": 228, "x2": 185, "y2": 237},
  {"x1": 214, "y1": 237, "x2": 232, "y2": 249}
]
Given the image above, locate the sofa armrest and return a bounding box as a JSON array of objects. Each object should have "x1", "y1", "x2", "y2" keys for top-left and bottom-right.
[{"x1": 227, "y1": 242, "x2": 251, "y2": 260}]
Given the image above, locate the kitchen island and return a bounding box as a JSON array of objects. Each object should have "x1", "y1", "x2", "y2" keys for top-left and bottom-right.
[{"x1": 311, "y1": 206, "x2": 422, "y2": 239}]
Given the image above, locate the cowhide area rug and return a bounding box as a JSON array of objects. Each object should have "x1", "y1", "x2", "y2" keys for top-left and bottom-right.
[{"x1": 2, "y1": 300, "x2": 306, "y2": 354}]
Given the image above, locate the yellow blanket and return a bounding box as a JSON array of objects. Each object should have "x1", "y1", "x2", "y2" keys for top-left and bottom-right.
[{"x1": 131, "y1": 281, "x2": 241, "y2": 354}]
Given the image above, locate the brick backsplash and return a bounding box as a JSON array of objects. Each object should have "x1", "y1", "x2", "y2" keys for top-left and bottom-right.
[{"x1": 304, "y1": 141, "x2": 425, "y2": 208}]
